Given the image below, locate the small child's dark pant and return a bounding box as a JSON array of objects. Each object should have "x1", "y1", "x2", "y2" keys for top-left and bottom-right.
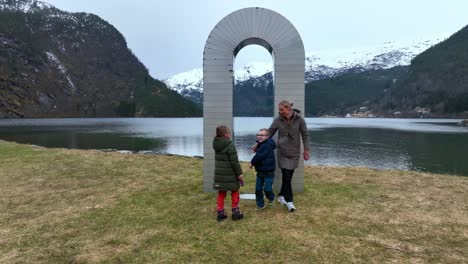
[{"x1": 255, "y1": 171, "x2": 275, "y2": 207}]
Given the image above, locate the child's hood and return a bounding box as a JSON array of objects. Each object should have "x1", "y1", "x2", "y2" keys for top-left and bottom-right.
[{"x1": 212, "y1": 136, "x2": 232, "y2": 152}]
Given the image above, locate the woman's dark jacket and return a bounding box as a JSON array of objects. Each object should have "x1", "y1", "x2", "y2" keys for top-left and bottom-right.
[
  {"x1": 212, "y1": 136, "x2": 243, "y2": 191},
  {"x1": 250, "y1": 137, "x2": 276, "y2": 172}
]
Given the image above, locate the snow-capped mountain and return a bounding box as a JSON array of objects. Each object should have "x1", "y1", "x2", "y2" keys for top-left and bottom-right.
[
  {"x1": 163, "y1": 62, "x2": 274, "y2": 105},
  {"x1": 304, "y1": 38, "x2": 444, "y2": 81},
  {"x1": 234, "y1": 62, "x2": 273, "y2": 82},
  {"x1": 163, "y1": 68, "x2": 204, "y2": 105},
  {"x1": 164, "y1": 37, "x2": 445, "y2": 102}
]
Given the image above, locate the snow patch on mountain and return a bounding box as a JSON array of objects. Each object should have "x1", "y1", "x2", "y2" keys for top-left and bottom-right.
[
  {"x1": 164, "y1": 68, "x2": 203, "y2": 93},
  {"x1": 163, "y1": 62, "x2": 274, "y2": 95},
  {"x1": 235, "y1": 62, "x2": 273, "y2": 82},
  {"x1": 1, "y1": 0, "x2": 98, "y2": 29},
  {"x1": 45, "y1": 51, "x2": 77, "y2": 94},
  {"x1": 0, "y1": 0, "x2": 52, "y2": 13}
]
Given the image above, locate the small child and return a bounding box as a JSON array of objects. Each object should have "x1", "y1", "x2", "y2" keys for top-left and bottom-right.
[
  {"x1": 250, "y1": 128, "x2": 276, "y2": 210},
  {"x1": 213, "y1": 125, "x2": 244, "y2": 221}
]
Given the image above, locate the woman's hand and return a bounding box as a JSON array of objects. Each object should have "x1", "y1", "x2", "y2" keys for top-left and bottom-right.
[{"x1": 303, "y1": 150, "x2": 310, "y2": 161}]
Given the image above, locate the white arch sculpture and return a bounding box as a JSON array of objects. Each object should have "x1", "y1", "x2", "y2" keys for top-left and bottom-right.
[{"x1": 203, "y1": 7, "x2": 305, "y2": 192}]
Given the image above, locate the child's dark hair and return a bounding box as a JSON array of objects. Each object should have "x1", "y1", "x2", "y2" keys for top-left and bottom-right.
[{"x1": 216, "y1": 125, "x2": 230, "y2": 137}]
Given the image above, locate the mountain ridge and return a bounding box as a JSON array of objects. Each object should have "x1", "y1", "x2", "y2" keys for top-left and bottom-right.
[
  {"x1": 376, "y1": 25, "x2": 468, "y2": 117},
  {"x1": 165, "y1": 37, "x2": 446, "y2": 86},
  {"x1": 164, "y1": 36, "x2": 447, "y2": 115},
  {"x1": 0, "y1": 0, "x2": 201, "y2": 118}
]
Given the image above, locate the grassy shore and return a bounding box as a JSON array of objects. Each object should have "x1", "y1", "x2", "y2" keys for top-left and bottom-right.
[{"x1": 0, "y1": 140, "x2": 467, "y2": 263}]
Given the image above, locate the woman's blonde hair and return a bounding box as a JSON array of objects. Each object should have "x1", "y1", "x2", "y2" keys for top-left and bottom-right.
[
  {"x1": 216, "y1": 125, "x2": 230, "y2": 137},
  {"x1": 279, "y1": 100, "x2": 293, "y2": 109}
]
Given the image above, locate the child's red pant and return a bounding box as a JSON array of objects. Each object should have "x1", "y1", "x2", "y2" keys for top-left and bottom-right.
[{"x1": 217, "y1": 190, "x2": 240, "y2": 210}]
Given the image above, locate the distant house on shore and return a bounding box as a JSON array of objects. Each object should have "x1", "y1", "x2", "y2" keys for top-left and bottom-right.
[
  {"x1": 458, "y1": 119, "x2": 468, "y2": 127},
  {"x1": 415, "y1": 106, "x2": 431, "y2": 116}
]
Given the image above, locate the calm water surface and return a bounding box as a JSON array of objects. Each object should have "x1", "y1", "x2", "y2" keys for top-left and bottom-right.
[{"x1": 0, "y1": 117, "x2": 467, "y2": 176}]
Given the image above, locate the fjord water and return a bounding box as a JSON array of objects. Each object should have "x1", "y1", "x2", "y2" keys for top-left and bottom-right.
[{"x1": 0, "y1": 118, "x2": 467, "y2": 176}]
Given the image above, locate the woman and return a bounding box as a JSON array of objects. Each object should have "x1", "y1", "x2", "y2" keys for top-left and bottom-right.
[{"x1": 268, "y1": 100, "x2": 310, "y2": 212}]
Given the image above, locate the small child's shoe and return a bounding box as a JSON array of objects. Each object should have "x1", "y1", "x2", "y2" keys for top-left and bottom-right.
[
  {"x1": 217, "y1": 209, "x2": 228, "y2": 221},
  {"x1": 232, "y1": 207, "x2": 244, "y2": 220},
  {"x1": 255, "y1": 205, "x2": 266, "y2": 211}
]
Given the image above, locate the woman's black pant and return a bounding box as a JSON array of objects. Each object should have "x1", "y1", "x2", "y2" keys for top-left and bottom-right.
[{"x1": 279, "y1": 168, "x2": 295, "y2": 202}]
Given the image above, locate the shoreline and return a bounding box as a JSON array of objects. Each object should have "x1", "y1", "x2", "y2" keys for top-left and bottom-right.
[{"x1": 1, "y1": 139, "x2": 466, "y2": 178}]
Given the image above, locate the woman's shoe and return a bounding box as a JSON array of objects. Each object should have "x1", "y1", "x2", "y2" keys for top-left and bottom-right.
[
  {"x1": 286, "y1": 202, "x2": 296, "y2": 212},
  {"x1": 277, "y1": 195, "x2": 287, "y2": 206}
]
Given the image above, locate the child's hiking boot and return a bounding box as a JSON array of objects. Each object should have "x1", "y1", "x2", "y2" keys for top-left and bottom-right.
[
  {"x1": 217, "y1": 209, "x2": 228, "y2": 221},
  {"x1": 232, "y1": 207, "x2": 244, "y2": 220}
]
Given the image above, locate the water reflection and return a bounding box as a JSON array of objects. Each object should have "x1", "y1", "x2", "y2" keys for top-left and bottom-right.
[
  {"x1": 309, "y1": 128, "x2": 412, "y2": 170},
  {"x1": 405, "y1": 132, "x2": 468, "y2": 175},
  {"x1": 0, "y1": 117, "x2": 467, "y2": 176},
  {"x1": 0, "y1": 130, "x2": 166, "y2": 151},
  {"x1": 164, "y1": 136, "x2": 203, "y2": 157}
]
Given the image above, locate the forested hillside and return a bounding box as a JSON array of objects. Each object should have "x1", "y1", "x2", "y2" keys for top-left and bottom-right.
[{"x1": 0, "y1": 0, "x2": 201, "y2": 118}]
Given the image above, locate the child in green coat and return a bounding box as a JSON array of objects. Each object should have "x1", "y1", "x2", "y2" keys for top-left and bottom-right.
[{"x1": 213, "y1": 125, "x2": 244, "y2": 221}]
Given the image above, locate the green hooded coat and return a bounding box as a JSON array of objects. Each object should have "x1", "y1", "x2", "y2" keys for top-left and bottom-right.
[{"x1": 212, "y1": 136, "x2": 243, "y2": 191}]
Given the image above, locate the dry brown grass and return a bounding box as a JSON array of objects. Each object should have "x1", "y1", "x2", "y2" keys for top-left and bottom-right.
[
  {"x1": 0, "y1": 140, "x2": 467, "y2": 263},
  {"x1": 306, "y1": 166, "x2": 468, "y2": 263}
]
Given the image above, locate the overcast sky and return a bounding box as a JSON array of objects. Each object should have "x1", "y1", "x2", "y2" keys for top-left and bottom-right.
[{"x1": 44, "y1": 0, "x2": 468, "y2": 80}]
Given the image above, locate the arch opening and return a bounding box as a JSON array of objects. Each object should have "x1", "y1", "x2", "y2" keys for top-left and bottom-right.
[
  {"x1": 233, "y1": 43, "x2": 275, "y2": 160},
  {"x1": 233, "y1": 43, "x2": 274, "y2": 117}
]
